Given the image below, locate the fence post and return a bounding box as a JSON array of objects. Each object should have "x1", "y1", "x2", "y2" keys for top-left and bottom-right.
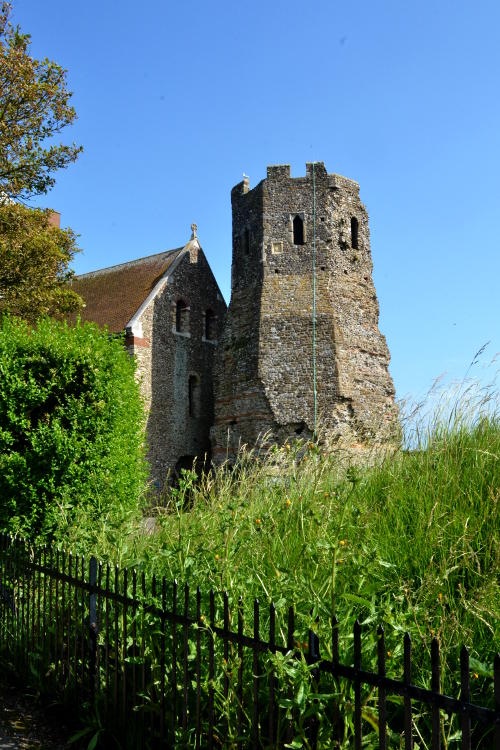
[
  {"x1": 89, "y1": 556, "x2": 98, "y2": 702},
  {"x1": 306, "y1": 627, "x2": 321, "y2": 749}
]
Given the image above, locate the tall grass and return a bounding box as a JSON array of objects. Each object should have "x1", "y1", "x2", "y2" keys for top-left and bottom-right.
[{"x1": 58, "y1": 380, "x2": 499, "y2": 713}]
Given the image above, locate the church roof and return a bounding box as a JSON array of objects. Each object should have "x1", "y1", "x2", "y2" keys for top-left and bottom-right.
[{"x1": 70, "y1": 247, "x2": 183, "y2": 333}]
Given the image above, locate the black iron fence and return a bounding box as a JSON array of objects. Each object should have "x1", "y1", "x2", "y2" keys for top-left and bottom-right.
[{"x1": 0, "y1": 532, "x2": 498, "y2": 749}]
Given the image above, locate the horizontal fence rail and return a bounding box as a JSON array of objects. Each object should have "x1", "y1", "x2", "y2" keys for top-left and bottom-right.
[{"x1": 0, "y1": 533, "x2": 498, "y2": 749}]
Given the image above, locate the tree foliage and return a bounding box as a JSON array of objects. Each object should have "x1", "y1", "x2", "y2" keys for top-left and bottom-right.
[
  {"x1": 0, "y1": 317, "x2": 148, "y2": 538},
  {"x1": 0, "y1": 1, "x2": 82, "y2": 201},
  {"x1": 0, "y1": 202, "x2": 82, "y2": 322}
]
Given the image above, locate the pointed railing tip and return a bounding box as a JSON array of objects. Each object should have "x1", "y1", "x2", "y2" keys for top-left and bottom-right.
[{"x1": 377, "y1": 623, "x2": 384, "y2": 635}]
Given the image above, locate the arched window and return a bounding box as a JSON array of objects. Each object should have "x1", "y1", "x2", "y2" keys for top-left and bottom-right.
[
  {"x1": 188, "y1": 375, "x2": 200, "y2": 418},
  {"x1": 176, "y1": 299, "x2": 189, "y2": 333},
  {"x1": 293, "y1": 215, "x2": 304, "y2": 245},
  {"x1": 351, "y1": 217, "x2": 359, "y2": 250},
  {"x1": 205, "y1": 309, "x2": 217, "y2": 341}
]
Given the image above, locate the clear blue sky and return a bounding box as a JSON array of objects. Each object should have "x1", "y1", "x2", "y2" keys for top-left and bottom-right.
[{"x1": 14, "y1": 0, "x2": 500, "y2": 406}]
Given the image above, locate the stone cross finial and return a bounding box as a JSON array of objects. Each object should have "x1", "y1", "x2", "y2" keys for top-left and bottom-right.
[{"x1": 191, "y1": 223, "x2": 198, "y2": 239}]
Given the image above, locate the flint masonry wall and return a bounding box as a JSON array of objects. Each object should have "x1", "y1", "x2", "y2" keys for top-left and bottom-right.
[
  {"x1": 133, "y1": 246, "x2": 226, "y2": 486},
  {"x1": 211, "y1": 162, "x2": 398, "y2": 463}
]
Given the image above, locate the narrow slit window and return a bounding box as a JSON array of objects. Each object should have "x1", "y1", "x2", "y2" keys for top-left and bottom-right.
[
  {"x1": 242, "y1": 228, "x2": 250, "y2": 255},
  {"x1": 351, "y1": 217, "x2": 359, "y2": 250},
  {"x1": 205, "y1": 309, "x2": 217, "y2": 340},
  {"x1": 176, "y1": 299, "x2": 189, "y2": 333},
  {"x1": 293, "y1": 215, "x2": 304, "y2": 245},
  {"x1": 188, "y1": 375, "x2": 200, "y2": 418}
]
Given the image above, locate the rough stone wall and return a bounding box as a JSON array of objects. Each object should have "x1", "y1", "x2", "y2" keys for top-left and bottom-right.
[
  {"x1": 211, "y1": 162, "x2": 398, "y2": 463},
  {"x1": 133, "y1": 245, "x2": 226, "y2": 487}
]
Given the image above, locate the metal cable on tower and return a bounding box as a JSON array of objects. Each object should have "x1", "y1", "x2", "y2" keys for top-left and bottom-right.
[{"x1": 312, "y1": 163, "x2": 318, "y2": 438}]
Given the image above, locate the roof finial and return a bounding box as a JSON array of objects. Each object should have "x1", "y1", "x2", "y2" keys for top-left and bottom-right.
[{"x1": 190, "y1": 222, "x2": 198, "y2": 240}]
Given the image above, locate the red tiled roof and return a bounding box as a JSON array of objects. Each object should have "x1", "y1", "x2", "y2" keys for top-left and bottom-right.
[{"x1": 70, "y1": 248, "x2": 183, "y2": 332}]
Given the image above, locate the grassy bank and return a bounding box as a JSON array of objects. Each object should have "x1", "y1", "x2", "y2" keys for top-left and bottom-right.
[
  {"x1": 59, "y1": 399, "x2": 499, "y2": 693},
  {"x1": 7, "y1": 383, "x2": 491, "y2": 747}
]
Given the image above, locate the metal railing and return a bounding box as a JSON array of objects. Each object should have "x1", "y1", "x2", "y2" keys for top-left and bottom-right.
[{"x1": 0, "y1": 533, "x2": 498, "y2": 748}]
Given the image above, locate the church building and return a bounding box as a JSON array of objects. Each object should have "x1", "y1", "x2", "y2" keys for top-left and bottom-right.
[
  {"x1": 71, "y1": 227, "x2": 226, "y2": 488},
  {"x1": 72, "y1": 163, "x2": 398, "y2": 486}
]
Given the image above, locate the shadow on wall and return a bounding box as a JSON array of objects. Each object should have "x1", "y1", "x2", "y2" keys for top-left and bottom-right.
[{"x1": 146, "y1": 262, "x2": 223, "y2": 492}]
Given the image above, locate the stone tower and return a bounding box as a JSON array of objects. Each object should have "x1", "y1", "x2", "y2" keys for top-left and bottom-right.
[{"x1": 211, "y1": 162, "x2": 398, "y2": 463}]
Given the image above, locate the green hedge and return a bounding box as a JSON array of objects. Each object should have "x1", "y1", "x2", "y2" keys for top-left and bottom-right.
[{"x1": 0, "y1": 317, "x2": 148, "y2": 538}]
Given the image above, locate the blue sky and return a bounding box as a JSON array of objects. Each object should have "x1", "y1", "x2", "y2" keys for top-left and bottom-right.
[{"x1": 14, "y1": 0, "x2": 500, "y2": 406}]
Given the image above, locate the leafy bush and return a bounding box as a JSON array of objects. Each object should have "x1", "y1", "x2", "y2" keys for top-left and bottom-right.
[{"x1": 0, "y1": 316, "x2": 148, "y2": 538}]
